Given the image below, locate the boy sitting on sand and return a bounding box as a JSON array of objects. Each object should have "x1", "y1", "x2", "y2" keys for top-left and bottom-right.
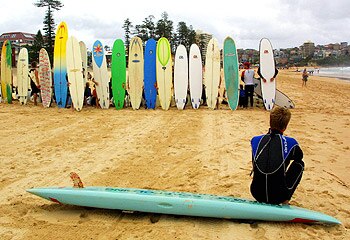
[{"x1": 250, "y1": 107, "x2": 304, "y2": 204}]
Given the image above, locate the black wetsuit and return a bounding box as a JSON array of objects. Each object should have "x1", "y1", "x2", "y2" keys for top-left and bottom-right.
[
  {"x1": 29, "y1": 69, "x2": 40, "y2": 96},
  {"x1": 250, "y1": 129, "x2": 304, "y2": 204}
]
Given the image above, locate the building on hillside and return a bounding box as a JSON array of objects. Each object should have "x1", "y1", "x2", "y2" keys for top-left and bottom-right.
[
  {"x1": 340, "y1": 42, "x2": 348, "y2": 49},
  {"x1": 0, "y1": 32, "x2": 36, "y2": 47},
  {"x1": 195, "y1": 30, "x2": 212, "y2": 64},
  {"x1": 301, "y1": 41, "x2": 315, "y2": 58},
  {"x1": 0, "y1": 32, "x2": 36, "y2": 67},
  {"x1": 341, "y1": 46, "x2": 350, "y2": 56},
  {"x1": 314, "y1": 50, "x2": 326, "y2": 59}
]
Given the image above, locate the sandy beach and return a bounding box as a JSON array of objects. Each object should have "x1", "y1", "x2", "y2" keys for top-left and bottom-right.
[{"x1": 0, "y1": 69, "x2": 349, "y2": 239}]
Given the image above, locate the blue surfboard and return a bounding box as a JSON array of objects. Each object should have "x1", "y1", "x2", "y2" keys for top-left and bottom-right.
[
  {"x1": 144, "y1": 39, "x2": 157, "y2": 109},
  {"x1": 27, "y1": 186, "x2": 340, "y2": 225}
]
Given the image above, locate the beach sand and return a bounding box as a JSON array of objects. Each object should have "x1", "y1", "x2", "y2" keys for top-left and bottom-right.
[{"x1": 0, "y1": 70, "x2": 349, "y2": 239}]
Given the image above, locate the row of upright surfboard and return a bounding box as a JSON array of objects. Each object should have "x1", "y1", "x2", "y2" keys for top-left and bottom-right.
[
  {"x1": 0, "y1": 21, "x2": 282, "y2": 111},
  {"x1": 95, "y1": 32, "x2": 278, "y2": 111}
]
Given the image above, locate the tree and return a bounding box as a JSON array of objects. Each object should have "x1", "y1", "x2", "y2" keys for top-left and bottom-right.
[
  {"x1": 133, "y1": 15, "x2": 156, "y2": 43},
  {"x1": 34, "y1": 0, "x2": 64, "y2": 62},
  {"x1": 187, "y1": 25, "x2": 196, "y2": 48},
  {"x1": 155, "y1": 12, "x2": 174, "y2": 52},
  {"x1": 175, "y1": 22, "x2": 196, "y2": 51},
  {"x1": 27, "y1": 30, "x2": 45, "y2": 63},
  {"x1": 123, "y1": 18, "x2": 133, "y2": 57},
  {"x1": 142, "y1": 15, "x2": 156, "y2": 40}
]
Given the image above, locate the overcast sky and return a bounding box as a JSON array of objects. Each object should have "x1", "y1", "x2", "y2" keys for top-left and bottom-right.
[{"x1": 1, "y1": 0, "x2": 349, "y2": 50}]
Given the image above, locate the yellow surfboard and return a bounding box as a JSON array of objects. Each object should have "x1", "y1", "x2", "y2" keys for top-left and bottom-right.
[{"x1": 1, "y1": 40, "x2": 12, "y2": 103}]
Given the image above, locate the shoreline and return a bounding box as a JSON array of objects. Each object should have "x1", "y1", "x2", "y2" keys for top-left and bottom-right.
[{"x1": 315, "y1": 74, "x2": 350, "y2": 81}]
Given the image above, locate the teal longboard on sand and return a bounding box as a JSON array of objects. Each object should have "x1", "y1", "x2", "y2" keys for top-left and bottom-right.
[
  {"x1": 111, "y1": 39, "x2": 126, "y2": 109},
  {"x1": 223, "y1": 37, "x2": 239, "y2": 110},
  {"x1": 26, "y1": 173, "x2": 340, "y2": 225}
]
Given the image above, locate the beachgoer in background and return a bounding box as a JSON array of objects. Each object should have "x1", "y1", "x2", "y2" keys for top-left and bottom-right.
[
  {"x1": 257, "y1": 67, "x2": 278, "y2": 83},
  {"x1": 241, "y1": 62, "x2": 255, "y2": 107},
  {"x1": 29, "y1": 61, "x2": 40, "y2": 106},
  {"x1": 201, "y1": 83, "x2": 207, "y2": 106},
  {"x1": 66, "y1": 74, "x2": 73, "y2": 110},
  {"x1": 82, "y1": 68, "x2": 86, "y2": 80},
  {"x1": 87, "y1": 71, "x2": 92, "y2": 81},
  {"x1": 250, "y1": 106, "x2": 304, "y2": 205},
  {"x1": 302, "y1": 68, "x2": 308, "y2": 87},
  {"x1": 238, "y1": 84, "x2": 247, "y2": 108},
  {"x1": 84, "y1": 82, "x2": 92, "y2": 105},
  {"x1": 91, "y1": 82, "x2": 98, "y2": 108}
]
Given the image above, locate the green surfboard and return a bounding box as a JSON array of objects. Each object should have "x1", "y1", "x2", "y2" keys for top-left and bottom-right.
[
  {"x1": 111, "y1": 39, "x2": 126, "y2": 109},
  {"x1": 223, "y1": 37, "x2": 239, "y2": 110},
  {"x1": 1, "y1": 40, "x2": 12, "y2": 103}
]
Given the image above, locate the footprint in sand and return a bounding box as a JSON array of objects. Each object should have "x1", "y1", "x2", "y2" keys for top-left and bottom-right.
[{"x1": 254, "y1": 227, "x2": 267, "y2": 239}]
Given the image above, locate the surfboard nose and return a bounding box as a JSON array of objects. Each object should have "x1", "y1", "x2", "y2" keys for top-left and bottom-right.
[{"x1": 26, "y1": 188, "x2": 41, "y2": 195}]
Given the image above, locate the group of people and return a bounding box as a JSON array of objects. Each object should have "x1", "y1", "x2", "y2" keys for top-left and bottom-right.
[{"x1": 12, "y1": 62, "x2": 98, "y2": 108}]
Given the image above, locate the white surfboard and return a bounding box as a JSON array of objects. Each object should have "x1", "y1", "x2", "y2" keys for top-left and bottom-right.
[
  {"x1": 128, "y1": 36, "x2": 144, "y2": 110},
  {"x1": 79, "y1": 41, "x2": 88, "y2": 84},
  {"x1": 189, "y1": 44, "x2": 202, "y2": 109},
  {"x1": 92, "y1": 40, "x2": 110, "y2": 109},
  {"x1": 66, "y1": 36, "x2": 84, "y2": 111},
  {"x1": 17, "y1": 48, "x2": 29, "y2": 105},
  {"x1": 205, "y1": 38, "x2": 220, "y2": 109},
  {"x1": 174, "y1": 45, "x2": 188, "y2": 110},
  {"x1": 259, "y1": 38, "x2": 276, "y2": 110}
]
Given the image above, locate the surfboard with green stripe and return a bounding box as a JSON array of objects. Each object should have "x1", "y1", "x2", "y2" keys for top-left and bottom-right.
[
  {"x1": 156, "y1": 37, "x2": 172, "y2": 110},
  {"x1": 1, "y1": 40, "x2": 13, "y2": 103}
]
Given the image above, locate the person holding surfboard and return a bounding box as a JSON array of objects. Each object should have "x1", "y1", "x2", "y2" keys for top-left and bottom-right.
[
  {"x1": 250, "y1": 106, "x2": 304, "y2": 205},
  {"x1": 257, "y1": 66, "x2": 278, "y2": 83}
]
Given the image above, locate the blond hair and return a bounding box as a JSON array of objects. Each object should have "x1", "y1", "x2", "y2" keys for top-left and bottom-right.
[{"x1": 270, "y1": 107, "x2": 291, "y2": 131}]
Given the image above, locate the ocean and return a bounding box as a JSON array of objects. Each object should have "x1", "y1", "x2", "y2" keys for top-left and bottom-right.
[{"x1": 314, "y1": 67, "x2": 350, "y2": 80}]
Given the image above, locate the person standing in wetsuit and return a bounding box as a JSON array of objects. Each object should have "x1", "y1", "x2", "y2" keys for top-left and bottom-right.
[
  {"x1": 250, "y1": 107, "x2": 304, "y2": 204},
  {"x1": 257, "y1": 67, "x2": 278, "y2": 83}
]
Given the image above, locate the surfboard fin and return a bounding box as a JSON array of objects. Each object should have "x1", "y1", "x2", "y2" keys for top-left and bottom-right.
[{"x1": 70, "y1": 172, "x2": 84, "y2": 188}]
